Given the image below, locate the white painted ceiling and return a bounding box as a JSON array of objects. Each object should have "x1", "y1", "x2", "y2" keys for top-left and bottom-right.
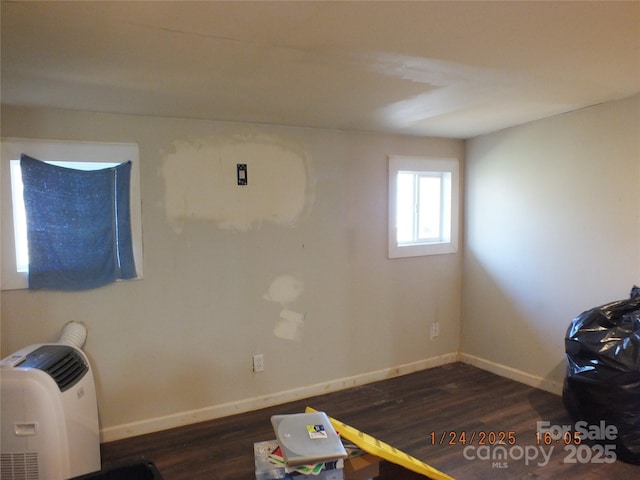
[{"x1": 2, "y1": 1, "x2": 639, "y2": 139}]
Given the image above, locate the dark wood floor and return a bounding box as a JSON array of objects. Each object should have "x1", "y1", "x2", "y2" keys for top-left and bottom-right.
[{"x1": 101, "y1": 362, "x2": 638, "y2": 479}]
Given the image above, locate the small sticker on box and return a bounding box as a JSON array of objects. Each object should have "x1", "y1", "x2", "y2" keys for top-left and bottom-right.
[{"x1": 307, "y1": 424, "x2": 328, "y2": 439}]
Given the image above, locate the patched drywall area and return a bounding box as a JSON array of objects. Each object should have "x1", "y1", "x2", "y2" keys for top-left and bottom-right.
[
  {"x1": 263, "y1": 275, "x2": 305, "y2": 342},
  {"x1": 162, "y1": 133, "x2": 313, "y2": 231}
]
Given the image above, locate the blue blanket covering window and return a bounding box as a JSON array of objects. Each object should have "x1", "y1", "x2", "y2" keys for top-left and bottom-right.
[{"x1": 20, "y1": 154, "x2": 137, "y2": 290}]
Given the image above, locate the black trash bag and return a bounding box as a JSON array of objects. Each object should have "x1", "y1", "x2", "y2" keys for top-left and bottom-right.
[{"x1": 563, "y1": 286, "x2": 640, "y2": 464}]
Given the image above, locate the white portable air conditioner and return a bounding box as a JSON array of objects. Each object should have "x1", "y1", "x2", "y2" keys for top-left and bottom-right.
[{"x1": 1, "y1": 343, "x2": 101, "y2": 480}]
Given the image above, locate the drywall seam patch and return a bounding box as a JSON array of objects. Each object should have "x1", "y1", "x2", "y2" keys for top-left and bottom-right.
[{"x1": 263, "y1": 275, "x2": 305, "y2": 341}]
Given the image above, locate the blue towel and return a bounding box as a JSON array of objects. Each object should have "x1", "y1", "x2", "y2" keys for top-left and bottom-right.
[{"x1": 21, "y1": 154, "x2": 137, "y2": 290}]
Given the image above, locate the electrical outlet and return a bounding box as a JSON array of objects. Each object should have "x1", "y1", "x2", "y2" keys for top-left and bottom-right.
[
  {"x1": 430, "y1": 322, "x2": 440, "y2": 340},
  {"x1": 252, "y1": 354, "x2": 264, "y2": 373}
]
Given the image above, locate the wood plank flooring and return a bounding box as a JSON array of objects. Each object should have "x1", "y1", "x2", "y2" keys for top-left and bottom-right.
[{"x1": 100, "y1": 362, "x2": 639, "y2": 479}]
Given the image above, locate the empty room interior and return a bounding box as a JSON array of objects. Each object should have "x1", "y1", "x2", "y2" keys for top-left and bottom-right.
[{"x1": 1, "y1": 1, "x2": 639, "y2": 479}]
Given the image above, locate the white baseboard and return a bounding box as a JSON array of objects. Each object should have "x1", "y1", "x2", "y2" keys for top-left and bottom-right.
[
  {"x1": 100, "y1": 351, "x2": 459, "y2": 443},
  {"x1": 459, "y1": 353, "x2": 563, "y2": 396}
]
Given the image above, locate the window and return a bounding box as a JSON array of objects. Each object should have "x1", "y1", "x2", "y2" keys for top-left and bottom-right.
[
  {"x1": 1, "y1": 139, "x2": 144, "y2": 290},
  {"x1": 388, "y1": 155, "x2": 459, "y2": 258}
]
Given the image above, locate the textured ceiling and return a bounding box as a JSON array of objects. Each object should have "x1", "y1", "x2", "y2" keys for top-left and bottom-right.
[{"x1": 2, "y1": 1, "x2": 639, "y2": 138}]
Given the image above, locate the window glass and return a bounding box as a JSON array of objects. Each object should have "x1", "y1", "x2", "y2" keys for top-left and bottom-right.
[
  {"x1": 418, "y1": 174, "x2": 443, "y2": 242},
  {"x1": 396, "y1": 172, "x2": 416, "y2": 244}
]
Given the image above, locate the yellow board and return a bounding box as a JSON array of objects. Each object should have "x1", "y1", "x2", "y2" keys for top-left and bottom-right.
[{"x1": 306, "y1": 407, "x2": 455, "y2": 480}]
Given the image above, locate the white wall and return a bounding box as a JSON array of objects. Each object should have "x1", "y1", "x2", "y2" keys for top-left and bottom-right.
[
  {"x1": 0, "y1": 105, "x2": 463, "y2": 440},
  {"x1": 461, "y1": 94, "x2": 640, "y2": 393}
]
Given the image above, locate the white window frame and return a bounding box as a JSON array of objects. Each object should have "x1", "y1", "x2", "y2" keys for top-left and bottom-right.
[
  {"x1": 388, "y1": 155, "x2": 459, "y2": 259},
  {"x1": 1, "y1": 138, "x2": 144, "y2": 290}
]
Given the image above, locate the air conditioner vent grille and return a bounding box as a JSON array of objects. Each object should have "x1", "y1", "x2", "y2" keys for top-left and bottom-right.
[
  {"x1": 1, "y1": 452, "x2": 39, "y2": 480},
  {"x1": 18, "y1": 345, "x2": 88, "y2": 392}
]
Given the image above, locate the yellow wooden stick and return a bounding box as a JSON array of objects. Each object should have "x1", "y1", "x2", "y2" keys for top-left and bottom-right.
[{"x1": 306, "y1": 406, "x2": 455, "y2": 480}]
